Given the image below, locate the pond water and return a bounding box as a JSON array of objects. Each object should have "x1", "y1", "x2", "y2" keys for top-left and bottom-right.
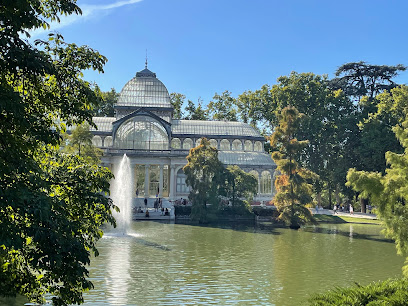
[{"x1": 79, "y1": 221, "x2": 403, "y2": 306}]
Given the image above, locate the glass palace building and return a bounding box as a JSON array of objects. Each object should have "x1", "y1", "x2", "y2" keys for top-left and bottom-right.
[{"x1": 91, "y1": 66, "x2": 276, "y2": 202}]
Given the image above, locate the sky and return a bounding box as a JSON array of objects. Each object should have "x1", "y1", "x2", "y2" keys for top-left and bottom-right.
[{"x1": 30, "y1": 0, "x2": 408, "y2": 105}]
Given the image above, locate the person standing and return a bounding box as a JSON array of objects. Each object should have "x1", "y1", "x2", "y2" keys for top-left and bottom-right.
[
  {"x1": 333, "y1": 204, "x2": 337, "y2": 214},
  {"x1": 350, "y1": 204, "x2": 354, "y2": 215},
  {"x1": 144, "y1": 197, "x2": 148, "y2": 209}
]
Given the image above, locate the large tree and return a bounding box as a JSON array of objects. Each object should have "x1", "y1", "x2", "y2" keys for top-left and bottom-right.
[
  {"x1": 184, "y1": 98, "x2": 209, "y2": 120},
  {"x1": 207, "y1": 90, "x2": 238, "y2": 121},
  {"x1": 271, "y1": 106, "x2": 317, "y2": 229},
  {"x1": 268, "y1": 72, "x2": 356, "y2": 207},
  {"x1": 1, "y1": 1, "x2": 116, "y2": 304},
  {"x1": 183, "y1": 138, "x2": 224, "y2": 223},
  {"x1": 169, "y1": 92, "x2": 185, "y2": 119},
  {"x1": 236, "y1": 84, "x2": 273, "y2": 134},
  {"x1": 62, "y1": 123, "x2": 103, "y2": 164},
  {"x1": 330, "y1": 61, "x2": 406, "y2": 104},
  {"x1": 346, "y1": 117, "x2": 408, "y2": 276},
  {"x1": 93, "y1": 87, "x2": 118, "y2": 117},
  {"x1": 223, "y1": 165, "x2": 257, "y2": 208}
]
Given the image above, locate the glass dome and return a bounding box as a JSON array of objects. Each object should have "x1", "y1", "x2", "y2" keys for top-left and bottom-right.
[{"x1": 117, "y1": 68, "x2": 172, "y2": 108}]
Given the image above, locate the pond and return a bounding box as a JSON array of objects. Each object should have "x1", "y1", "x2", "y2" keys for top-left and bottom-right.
[{"x1": 79, "y1": 221, "x2": 403, "y2": 305}]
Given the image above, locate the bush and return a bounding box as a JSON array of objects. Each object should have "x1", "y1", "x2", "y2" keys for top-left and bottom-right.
[
  {"x1": 218, "y1": 204, "x2": 253, "y2": 217},
  {"x1": 309, "y1": 278, "x2": 408, "y2": 305},
  {"x1": 174, "y1": 205, "x2": 192, "y2": 216},
  {"x1": 252, "y1": 206, "x2": 277, "y2": 217}
]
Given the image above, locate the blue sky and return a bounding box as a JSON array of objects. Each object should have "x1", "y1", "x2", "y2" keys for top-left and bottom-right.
[{"x1": 31, "y1": 0, "x2": 408, "y2": 105}]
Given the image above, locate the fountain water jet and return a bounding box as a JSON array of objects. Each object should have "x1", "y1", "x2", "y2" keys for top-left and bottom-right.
[{"x1": 110, "y1": 154, "x2": 133, "y2": 234}]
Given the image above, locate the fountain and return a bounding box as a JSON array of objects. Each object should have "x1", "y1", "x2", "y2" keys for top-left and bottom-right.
[{"x1": 110, "y1": 154, "x2": 133, "y2": 234}]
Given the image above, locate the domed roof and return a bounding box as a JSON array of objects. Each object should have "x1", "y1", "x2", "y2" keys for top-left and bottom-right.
[{"x1": 117, "y1": 67, "x2": 172, "y2": 108}]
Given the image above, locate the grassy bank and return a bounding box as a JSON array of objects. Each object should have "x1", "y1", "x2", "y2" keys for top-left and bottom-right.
[{"x1": 314, "y1": 214, "x2": 381, "y2": 225}]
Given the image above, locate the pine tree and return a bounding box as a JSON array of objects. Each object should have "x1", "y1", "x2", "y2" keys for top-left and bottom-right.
[
  {"x1": 347, "y1": 117, "x2": 408, "y2": 276},
  {"x1": 271, "y1": 106, "x2": 317, "y2": 229}
]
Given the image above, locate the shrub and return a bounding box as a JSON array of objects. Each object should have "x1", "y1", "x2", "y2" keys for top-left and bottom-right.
[
  {"x1": 309, "y1": 278, "x2": 408, "y2": 305},
  {"x1": 174, "y1": 205, "x2": 192, "y2": 216}
]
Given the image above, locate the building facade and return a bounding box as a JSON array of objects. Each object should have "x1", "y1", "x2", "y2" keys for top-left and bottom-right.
[{"x1": 91, "y1": 66, "x2": 276, "y2": 203}]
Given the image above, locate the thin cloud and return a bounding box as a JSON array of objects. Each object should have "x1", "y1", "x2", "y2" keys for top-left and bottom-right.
[{"x1": 28, "y1": 0, "x2": 143, "y2": 38}]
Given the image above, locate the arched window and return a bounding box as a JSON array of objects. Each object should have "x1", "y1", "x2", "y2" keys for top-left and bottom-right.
[
  {"x1": 220, "y1": 139, "x2": 230, "y2": 151},
  {"x1": 171, "y1": 138, "x2": 181, "y2": 149},
  {"x1": 176, "y1": 168, "x2": 189, "y2": 193},
  {"x1": 183, "y1": 138, "x2": 193, "y2": 150},
  {"x1": 249, "y1": 170, "x2": 259, "y2": 192},
  {"x1": 209, "y1": 139, "x2": 218, "y2": 148},
  {"x1": 104, "y1": 136, "x2": 113, "y2": 147},
  {"x1": 232, "y1": 139, "x2": 242, "y2": 151},
  {"x1": 114, "y1": 115, "x2": 168, "y2": 150},
  {"x1": 254, "y1": 141, "x2": 263, "y2": 152},
  {"x1": 195, "y1": 138, "x2": 202, "y2": 147},
  {"x1": 92, "y1": 135, "x2": 102, "y2": 147},
  {"x1": 261, "y1": 171, "x2": 272, "y2": 194},
  {"x1": 244, "y1": 140, "x2": 253, "y2": 151}
]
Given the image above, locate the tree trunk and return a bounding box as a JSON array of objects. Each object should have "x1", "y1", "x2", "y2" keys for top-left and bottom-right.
[
  {"x1": 360, "y1": 198, "x2": 368, "y2": 213},
  {"x1": 316, "y1": 193, "x2": 322, "y2": 208},
  {"x1": 335, "y1": 184, "x2": 341, "y2": 208},
  {"x1": 328, "y1": 188, "x2": 332, "y2": 208}
]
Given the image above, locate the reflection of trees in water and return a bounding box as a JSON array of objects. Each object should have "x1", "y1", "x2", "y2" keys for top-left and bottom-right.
[{"x1": 302, "y1": 226, "x2": 394, "y2": 244}]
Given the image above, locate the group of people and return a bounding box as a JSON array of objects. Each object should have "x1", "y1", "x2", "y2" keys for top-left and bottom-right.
[
  {"x1": 132, "y1": 197, "x2": 169, "y2": 217},
  {"x1": 134, "y1": 190, "x2": 172, "y2": 217},
  {"x1": 333, "y1": 203, "x2": 353, "y2": 214}
]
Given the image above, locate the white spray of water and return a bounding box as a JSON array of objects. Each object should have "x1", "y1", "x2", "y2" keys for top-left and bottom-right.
[{"x1": 111, "y1": 154, "x2": 133, "y2": 234}]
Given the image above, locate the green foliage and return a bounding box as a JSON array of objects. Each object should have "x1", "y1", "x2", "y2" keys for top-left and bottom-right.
[
  {"x1": 309, "y1": 278, "x2": 408, "y2": 305},
  {"x1": 330, "y1": 61, "x2": 407, "y2": 102},
  {"x1": 0, "y1": 147, "x2": 115, "y2": 305},
  {"x1": 0, "y1": 1, "x2": 113, "y2": 304},
  {"x1": 346, "y1": 118, "x2": 408, "y2": 276},
  {"x1": 183, "y1": 138, "x2": 224, "y2": 223},
  {"x1": 207, "y1": 90, "x2": 238, "y2": 121},
  {"x1": 252, "y1": 207, "x2": 277, "y2": 217},
  {"x1": 93, "y1": 87, "x2": 118, "y2": 117},
  {"x1": 63, "y1": 123, "x2": 102, "y2": 164},
  {"x1": 271, "y1": 106, "x2": 317, "y2": 228},
  {"x1": 236, "y1": 84, "x2": 273, "y2": 133},
  {"x1": 223, "y1": 165, "x2": 257, "y2": 207},
  {"x1": 184, "y1": 98, "x2": 209, "y2": 120},
  {"x1": 174, "y1": 205, "x2": 192, "y2": 216},
  {"x1": 183, "y1": 139, "x2": 256, "y2": 222},
  {"x1": 170, "y1": 92, "x2": 185, "y2": 119}
]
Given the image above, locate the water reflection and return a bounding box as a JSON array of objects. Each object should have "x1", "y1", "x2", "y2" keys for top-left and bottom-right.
[
  {"x1": 81, "y1": 222, "x2": 403, "y2": 305},
  {"x1": 104, "y1": 234, "x2": 132, "y2": 305}
]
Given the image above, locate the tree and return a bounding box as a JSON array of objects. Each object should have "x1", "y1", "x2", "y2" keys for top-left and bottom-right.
[
  {"x1": 0, "y1": 149, "x2": 115, "y2": 305},
  {"x1": 93, "y1": 87, "x2": 118, "y2": 117},
  {"x1": 169, "y1": 92, "x2": 185, "y2": 119},
  {"x1": 207, "y1": 90, "x2": 238, "y2": 121},
  {"x1": 183, "y1": 138, "x2": 224, "y2": 223},
  {"x1": 63, "y1": 123, "x2": 103, "y2": 164},
  {"x1": 184, "y1": 98, "x2": 209, "y2": 120},
  {"x1": 330, "y1": 61, "x2": 406, "y2": 103},
  {"x1": 346, "y1": 117, "x2": 408, "y2": 276},
  {"x1": 270, "y1": 106, "x2": 317, "y2": 229},
  {"x1": 223, "y1": 165, "x2": 257, "y2": 208},
  {"x1": 236, "y1": 85, "x2": 273, "y2": 133},
  {"x1": 1, "y1": 1, "x2": 116, "y2": 304},
  {"x1": 268, "y1": 72, "x2": 356, "y2": 208}
]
